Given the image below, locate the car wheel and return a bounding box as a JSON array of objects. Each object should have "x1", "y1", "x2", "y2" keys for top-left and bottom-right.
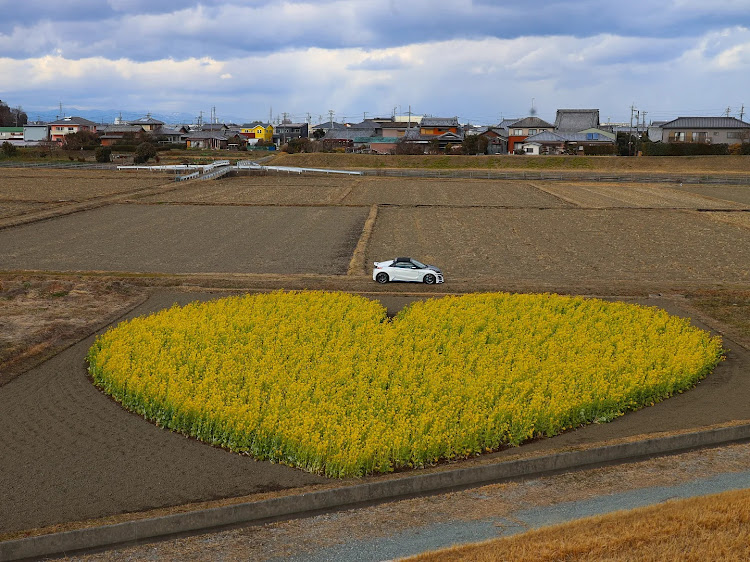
[
  {"x1": 376, "y1": 272, "x2": 389, "y2": 284},
  {"x1": 423, "y1": 274, "x2": 436, "y2": 285}
]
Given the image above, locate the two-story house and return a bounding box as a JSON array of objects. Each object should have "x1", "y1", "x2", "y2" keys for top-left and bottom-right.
[
  {"x1": 661, "y1": 117, "x2": 750, "y2": 145},
  {"x1": 240, "y1": 122, "x2": 274, "y2": 144},
  {"x1": 275, "y1": 122, "x2": 309, "y2": 144},
  {"x1": 507, "y1": 117, "x2": 554, "y2": 153},
  {"x1": 48, "y1": 116, "x2": 97, "y2": 144}
]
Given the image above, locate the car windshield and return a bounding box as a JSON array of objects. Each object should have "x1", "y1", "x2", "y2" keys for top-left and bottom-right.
[{"x1": 410, "y1": 259, "x2": 427, "y2": 268}]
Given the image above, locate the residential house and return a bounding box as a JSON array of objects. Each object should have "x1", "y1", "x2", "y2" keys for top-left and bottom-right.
[
  {"x1": 310, "y1": 121, "x2": 345, "y2": 138},
  {"x1": 48, "y1": 116, "x2": 97, "y2": 143},
  {"x1": 185, "y1": 131, "x2": 228, "y2": 150},
  {"x1": 554, "y1": 109, "x2": 600, "y2": 133},
  {"x1": 520, "y1": 130, "x2": 615, "y2": 155},
  {"x1": 153, "y1": 126, "x2": 188, "y2": 145},
  {"x1": 468, "y1": 126, "x2": 508, "y2": 154},
  {"x1": 507, "y1": 117, "x2": 554, "y2": 153},
  {"x1": 323, "y1": 127, "x2": 377, "y2": 151},
  {"x1": 98, "y1": 124, "x2": 144, "y2": 146},
  {"x1": 380, "y1": 121, "x2": 416, "y2": 138},
  {"x1": 275, "y1": 122, "x2": 309, "y2": 144},
  {"x1": 127, "y1": 115, "x2": 165, "y2": 132},
  {"x1": 660, "y1": 117, "x2": 750, "y2": 145},
  {"x1": 240, "y1": 122, "x2": 274, "y2": 144},
  {"x1": 420, "y1": 116, "x2": 460, "y2": 137}
]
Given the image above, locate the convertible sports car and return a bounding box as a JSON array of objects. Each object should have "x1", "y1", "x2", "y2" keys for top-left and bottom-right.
[{"x1": 372, "y1": 257, "x2": 444, "y2": 284}]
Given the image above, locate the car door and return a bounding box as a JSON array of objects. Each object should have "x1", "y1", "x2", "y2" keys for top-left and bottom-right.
[{"x1": 389, "y1": 262, "x2": 414, "y2": 281}]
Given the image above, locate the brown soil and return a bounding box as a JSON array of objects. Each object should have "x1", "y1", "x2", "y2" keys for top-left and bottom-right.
[
  {"x1": 367, "y1": 207, "x2": 750, "y2": 286},
  {"x1": 0, "y1": 168, "x2": 172, "y2": 201},
  {"x1": 0, "y1": 204, "x2": 368, "y2": 275},
  {"x1": 1, "y1": 170, "x2": 749, "y2": 541}
]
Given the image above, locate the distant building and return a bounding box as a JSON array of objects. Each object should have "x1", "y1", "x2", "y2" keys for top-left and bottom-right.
[
  {"x1": 660, "y1": 117, "x2": 750, "y2": 144},
  {"x1": 507, "y1": 117, "x2": 554, "y2": 153},
  {"x1": 554, "y1": 109, "x2": 600, "y2": 133},
  {"x1": 275, "y1": 122, "x2": 309, "y2": 144},
  {"x1": 48, "y1": 116, "x2": 97, "y2": 143},
  {"x1": 127, "y1": 115, "x2": 165, "y2": 132}
]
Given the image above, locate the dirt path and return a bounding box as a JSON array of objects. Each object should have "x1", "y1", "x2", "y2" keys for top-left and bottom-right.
[{"x1": 1, "y1": 290, "x2": 748, "y2": 536}]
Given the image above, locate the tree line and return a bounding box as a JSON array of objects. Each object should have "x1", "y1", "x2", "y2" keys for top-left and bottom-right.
[{"x1": 0, "y1": 100, "x2": 28, "y2": 127}]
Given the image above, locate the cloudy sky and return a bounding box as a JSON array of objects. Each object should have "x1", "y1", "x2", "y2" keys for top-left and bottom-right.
[{"x1": 1, "y1": 0, "x2": 749, "y2": 125}]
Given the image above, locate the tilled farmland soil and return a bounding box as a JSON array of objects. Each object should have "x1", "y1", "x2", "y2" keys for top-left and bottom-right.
[
  {"x1": 0, "y1": 204, "x2": 368, "y2": 274},
  {"x1": 0, "y1": 291, "x2": 749, "y2": 535}
]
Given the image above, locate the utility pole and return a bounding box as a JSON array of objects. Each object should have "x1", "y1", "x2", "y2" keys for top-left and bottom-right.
[
  {"x1": 306, "y1": 113, "x2": 312, "y2": 126},
  {"x1": 393, "y1": 106, "x2": 397, "y2": 120},
  {"x1": 363, "y1": 111, "x2": 368, "y2": 122},
  {"x1": 725, "y1": 106, "x2": 731, "y2": 117},
  {"x1": 408, "y1": 105, "x2": 412, "y2": 129},
  {"x1": 328, "y1": 109, "x2": 334, "y2": 126},
  {"x1": 740, "y1": 104, "x2": 745, "y2": 121},
  {"x1": 628, "y1": 104, "x2": 636, "y2": 157}
]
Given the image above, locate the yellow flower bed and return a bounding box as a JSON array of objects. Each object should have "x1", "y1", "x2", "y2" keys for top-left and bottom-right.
[{"x1": 88, "y1": 292, "x2": 723, "y2": 477}]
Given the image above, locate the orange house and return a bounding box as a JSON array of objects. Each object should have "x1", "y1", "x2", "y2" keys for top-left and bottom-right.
[
  {"x1": 48, "y1": 116, "x2": 97, "y2": 144},
  {"x1": 420, "y1": 116, "x2": 460, "y2": 136}
]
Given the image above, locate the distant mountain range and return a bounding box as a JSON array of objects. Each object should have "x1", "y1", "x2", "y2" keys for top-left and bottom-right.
[{"x1": 24, "y1": 108, "x2": 245, "y2": 126}]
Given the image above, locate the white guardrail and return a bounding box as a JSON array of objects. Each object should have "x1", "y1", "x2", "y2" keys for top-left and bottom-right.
[{"x1": 118, "y1": 159, "x2": 364, "y2": 180}]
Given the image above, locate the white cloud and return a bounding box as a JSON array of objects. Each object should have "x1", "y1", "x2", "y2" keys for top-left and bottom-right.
[{"x1": 2, "y1": 26, "x2": 749, "y2": 123}]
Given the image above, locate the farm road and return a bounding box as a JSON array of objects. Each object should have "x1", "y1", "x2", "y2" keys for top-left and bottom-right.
[{"x1": 1, "y1": 290, "x2": 749, "y2": 535}]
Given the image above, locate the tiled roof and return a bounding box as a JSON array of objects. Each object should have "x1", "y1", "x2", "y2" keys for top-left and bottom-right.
[
  {"x1": 509, "y1": 116, "x2": 554, "y2": 129},
  {"x1": 186, "y1": 131, "x2": 227, "y2": 139},
  {"x1": 48, "y1": 116, "x2": 97, "y2": 126},
  {"x1": 554, "y1": 109, "x2": 600, "y2": 132},
  {"x1": 661, "y1": 117, "x2": 750, "y2": 129},
  {"x1": 421, "y1": 116, "x2": 459, "y2": 127},
  {"x1": 523, "y1": 131, "x2": 614, "y2": 143},
  {"x1": 128, "y1": 116, "x2": 165, "y2": 125},
  {"x1": 325, "y1": 129, "x2": 376, "y2": 140}
]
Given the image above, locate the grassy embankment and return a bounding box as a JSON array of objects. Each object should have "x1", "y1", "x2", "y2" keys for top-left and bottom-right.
[
  {"x1": 406, "y1": 488, "x2": 750, "y2": 561},
  {"x1": 268, "y1": 152, "x2": 750, "y2": 174}
]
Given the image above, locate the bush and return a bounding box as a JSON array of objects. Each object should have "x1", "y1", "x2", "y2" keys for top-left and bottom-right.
[
  {"x1": 133, "y1": 141, "x2": 157, "y2": 164},
  {"x1": 583, "y1": 144, "x2": 616, "y2": 156},
  {"x1": 1, "y1": 141, "x2": 16, "y2": 157},
  {"x1": 641, "y1": 143, "x2": 730, "y2": 156},
  {"x1": 95, "y1": 146, "x2": 112, "y2": 163}
]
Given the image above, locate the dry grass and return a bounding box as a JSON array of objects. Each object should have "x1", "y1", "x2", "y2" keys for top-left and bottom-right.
[
  {"x1": 269, "y1": 153, "x2": 750, "y2": 174},
  {"x1": 0, "y1": 276, "x2": 146, "y2": 385},
  {"x1": 687, "y1": 289, "x2": 750, "y2": 349},
  {"x1": 404, "y1": 488, "x2": 750, "y2": 562}
]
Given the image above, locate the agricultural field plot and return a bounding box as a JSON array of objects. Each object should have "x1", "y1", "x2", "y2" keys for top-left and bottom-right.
[
  {"x1": 0, "y1": 168, "x2": 172, "y2": 201},
  {"x1": 533, "y1": 181, "x2": 750, "y2": 209},
  {"x1": 139, "y1": 174, "x2": 356, "y2": 206},
  {"x1": 0, "y1": 204, "x2": 367, "y2": 275},
  {"x1": 0, "y1": 201, "x2": 63, "y2": 219},
  {"x1": 673, "y1": 184, "x2": 750, "y2": 206},
  {"x1": 366, "y1": 207, "x2": 750, "y2": 286},
  {"x1": 700, "y1": 211, "x2": 750, "y2": 231},
  {"x1": 340, "y1": 177, "x2": 569, "y2": 207}
]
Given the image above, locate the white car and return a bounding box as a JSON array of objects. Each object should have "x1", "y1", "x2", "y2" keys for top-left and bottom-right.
[{"x1": 373, "y1": 257, "x2": 444, "y2": 284}]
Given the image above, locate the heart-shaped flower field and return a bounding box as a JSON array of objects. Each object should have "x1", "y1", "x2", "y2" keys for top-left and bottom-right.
[{"x1": 88, "y1": 291, "x2": 723, "y2": 477}]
